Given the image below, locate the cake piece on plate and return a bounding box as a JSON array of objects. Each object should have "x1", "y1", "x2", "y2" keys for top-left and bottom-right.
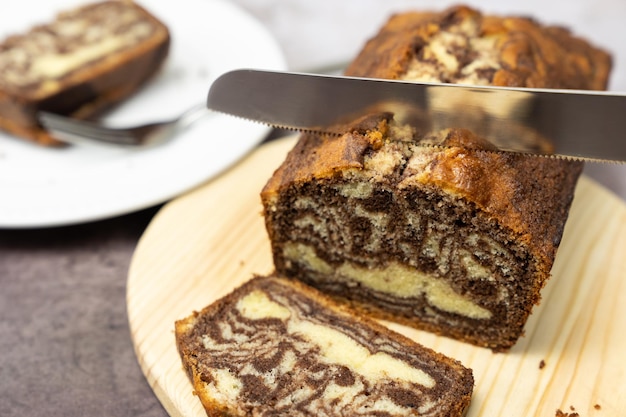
[
  {"x1": 261, "y1": 5, "x2": 611, "y2": 351},
  {"x1": 0, "y1": 0, "x2": 170, "y2": 145},
  {"x1": 175, "y1": 275, "x2": 473, "y2": 417}
]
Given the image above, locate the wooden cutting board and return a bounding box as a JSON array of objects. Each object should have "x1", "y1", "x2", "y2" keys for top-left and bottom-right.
[{"x1": 127, "y1": 136, "x2": 626, "y2": 417}]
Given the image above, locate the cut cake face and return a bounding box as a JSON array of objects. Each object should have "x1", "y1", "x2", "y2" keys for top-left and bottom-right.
[{"x1": 175, "y1": 275, "x2": 473, "y2": 417}]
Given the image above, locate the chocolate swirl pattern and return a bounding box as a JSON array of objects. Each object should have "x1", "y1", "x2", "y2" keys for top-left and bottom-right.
[
  {"x1": 262, "y1": 119, "x2": 583, "y2": 351},
  {"x1": 175, "y1": 276, "x2": 473, "y2": 417}
]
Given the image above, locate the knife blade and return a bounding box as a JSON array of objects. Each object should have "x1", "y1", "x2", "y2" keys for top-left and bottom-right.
[{"x1": 207, "y1": 69, "x2": 626, "y2": 163}]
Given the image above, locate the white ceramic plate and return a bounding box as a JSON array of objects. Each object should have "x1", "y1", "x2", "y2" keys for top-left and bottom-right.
[{"x1": 0, "y1": 0, "x2": 286, "y2": 228}]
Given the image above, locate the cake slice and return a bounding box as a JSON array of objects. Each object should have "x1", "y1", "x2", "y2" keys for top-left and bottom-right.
[
  {"x1": 0, "y1": 0, "x2": 170, "y2": 145},
  {"x1": 175, "y1": 275, "x2": 473, "y2": 417},
  {"x1": 261, "y1": 6, "x2": 611, "y2": 351}
]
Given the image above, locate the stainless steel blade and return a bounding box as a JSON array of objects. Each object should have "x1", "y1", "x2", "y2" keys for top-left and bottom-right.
[{"x1": 207, "y1": 69, "x2": 626, "y2": 162}]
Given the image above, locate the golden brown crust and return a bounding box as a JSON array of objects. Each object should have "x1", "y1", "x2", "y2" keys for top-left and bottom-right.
[
  {"x1": 346, "y1": 5, "x2": 611, "y2": 89},
  {"x1": 262, "y1": 113, "x2": 391, "y2": 198},
  {"x1": 0, "y1": 0, "x2": 170, "y2": 145}
]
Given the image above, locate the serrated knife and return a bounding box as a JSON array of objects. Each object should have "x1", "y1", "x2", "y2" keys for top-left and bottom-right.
[{"x1": 207, "y1": 69, "x2": 626, "y2": 163}]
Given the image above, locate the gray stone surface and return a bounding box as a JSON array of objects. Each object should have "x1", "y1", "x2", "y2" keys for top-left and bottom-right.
[{"x1": 0, "y1": 207, "x2": 167, "y2": 417}]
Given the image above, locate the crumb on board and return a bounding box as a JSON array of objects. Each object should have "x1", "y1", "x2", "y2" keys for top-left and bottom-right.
[
  {"x1": 555, "y1": 409, "x2": 579, "y2": 417},
  {"x1": 539, "y1": 359, "x2": 546, "y2": 369},
  {"x1": 555, "y1": 403, "x2": 603, "y2": 416}
]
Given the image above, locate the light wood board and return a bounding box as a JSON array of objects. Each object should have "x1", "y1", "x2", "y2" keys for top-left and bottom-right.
[{"x1": 127, "y1": 136, "x2": 626, "y2": 417}]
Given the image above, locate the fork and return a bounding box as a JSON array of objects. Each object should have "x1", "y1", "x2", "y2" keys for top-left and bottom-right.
[{"x1": 38, "y1": 103, "x2": 211, "y2": 147}]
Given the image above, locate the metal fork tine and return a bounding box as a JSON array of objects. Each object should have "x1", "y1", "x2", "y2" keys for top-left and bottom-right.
[
  {"x1": 39, "y1": 112, "x2": 139, "y2": 146},
  {"x1": 37, "y1": 103, "x2": 211, "y2": 147},
  {"x1": 39, "y1": 113, "x2": 126, "y2": 137}
]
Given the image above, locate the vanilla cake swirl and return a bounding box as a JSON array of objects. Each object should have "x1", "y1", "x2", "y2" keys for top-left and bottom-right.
[{"x1": 175, "y1": 276, "x2": 473, "y2": 417}]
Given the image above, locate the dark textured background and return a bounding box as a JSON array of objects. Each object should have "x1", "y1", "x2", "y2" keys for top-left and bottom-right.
[{"x1": 0, "y1": 207, "x2": 168, "y2": 417}]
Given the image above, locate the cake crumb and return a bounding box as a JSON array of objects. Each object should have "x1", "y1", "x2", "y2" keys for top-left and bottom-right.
[
  {"x1": 594, "y1": 404, "x2": 601, "y2": 410},
  {"x1": 555, "y1": 409, "x2": 579, "y2": 417},
  {"x1": 539, "y1": 359, "x2": 546, "y2": 369}
]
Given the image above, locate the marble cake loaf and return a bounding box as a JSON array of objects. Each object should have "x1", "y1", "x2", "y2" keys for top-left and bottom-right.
[
  {"x1": 0, "y1": 0, "x2": 170, "y2": 145},
  {"x1": 175, "y1": 275, "x2": 473, "y2": 417},
  {"x1": 261, "y1": 6, "x2": 611, "y2": 351}
]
